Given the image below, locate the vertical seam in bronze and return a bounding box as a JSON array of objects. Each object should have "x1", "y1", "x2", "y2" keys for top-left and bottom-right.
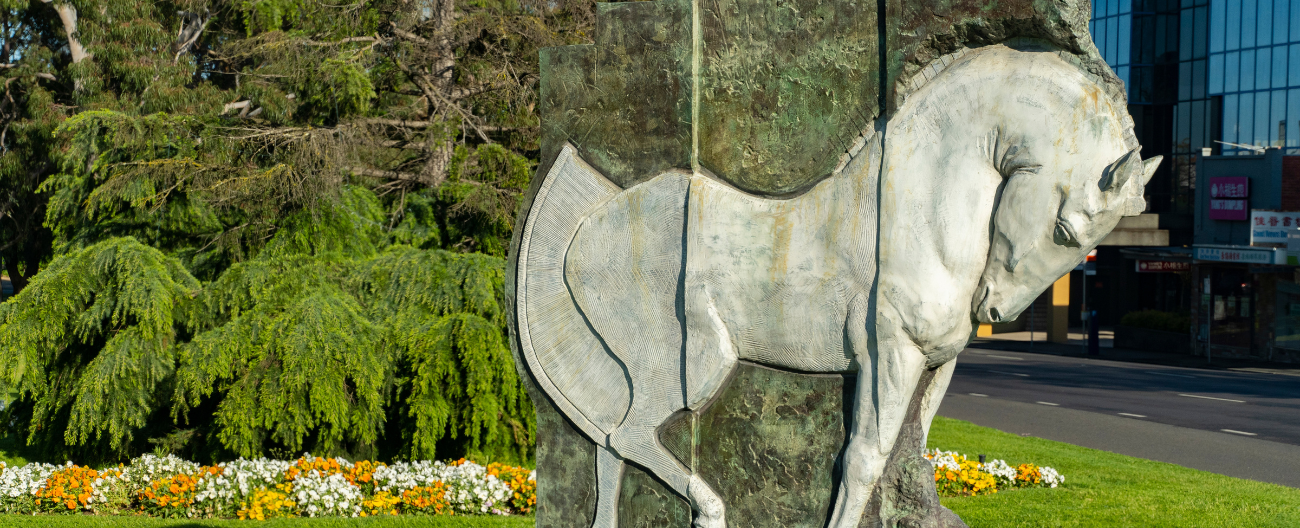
[{"x1": 691, "y1": 0, "x2": 702, "y2": 172}]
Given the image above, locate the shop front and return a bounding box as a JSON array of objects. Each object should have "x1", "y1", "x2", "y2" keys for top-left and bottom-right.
[{"x1": 1191, "y1": 245, "x2": 1300, "y2": 361}]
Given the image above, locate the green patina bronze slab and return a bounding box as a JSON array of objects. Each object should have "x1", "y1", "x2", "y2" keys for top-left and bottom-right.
[
  {"x1": 537, "y1": 0, "x2": 692, "y2": 189},
  {"x1": 697, "y1": 0, "x2": 880, "y2": 195}
]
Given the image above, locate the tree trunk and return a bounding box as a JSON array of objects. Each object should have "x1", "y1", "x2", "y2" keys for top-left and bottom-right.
[{"x1": 41, "y1": 1, "x2": 89, "y2": 64}]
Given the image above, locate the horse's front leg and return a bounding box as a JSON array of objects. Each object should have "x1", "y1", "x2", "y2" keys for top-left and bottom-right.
[{"x1": 827, "y1": 299, "x2": 927, "y2": 528}]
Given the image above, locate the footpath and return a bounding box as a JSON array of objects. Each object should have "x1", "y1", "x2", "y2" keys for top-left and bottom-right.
[{"x1": 969, "y1": 330, "x2": 1300, "y2": 377}]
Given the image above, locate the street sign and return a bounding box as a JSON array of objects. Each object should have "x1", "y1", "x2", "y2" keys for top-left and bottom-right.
[{"x1": 1136, "y1": 260, "x2": 1191, "y2": 272}]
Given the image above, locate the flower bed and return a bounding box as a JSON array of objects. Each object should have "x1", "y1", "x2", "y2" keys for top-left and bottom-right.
[
  {"x1": 925, "y1": 449, "x2": 1064, "y2": 496},
  {"x1": 0, "y1": 455, "x2": 534, "y2": 520}
]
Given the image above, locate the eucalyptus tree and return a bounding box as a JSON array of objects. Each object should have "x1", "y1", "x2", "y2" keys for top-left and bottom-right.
[{"x1": 0, "y1": 0, "x2": 594, "y2": 464}]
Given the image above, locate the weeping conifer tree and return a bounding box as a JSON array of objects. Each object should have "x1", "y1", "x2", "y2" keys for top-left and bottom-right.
[{"x1": 0, "y1": 0, "x2": 596, "y2": 465}]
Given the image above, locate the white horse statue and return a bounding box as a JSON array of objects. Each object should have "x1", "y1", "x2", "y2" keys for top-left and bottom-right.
[{"x1": 514, "y1": 44, "x2": 1158, "y2": 528}]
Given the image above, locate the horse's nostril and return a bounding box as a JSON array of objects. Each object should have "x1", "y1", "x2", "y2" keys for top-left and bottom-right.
[{"x1": 990, "y1": 307, "x2": 1002, "y2": 321}]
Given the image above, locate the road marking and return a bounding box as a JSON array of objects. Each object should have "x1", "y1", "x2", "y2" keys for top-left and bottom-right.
[
  {"x1": 1149, "y1": 371, "x2": 1196, "y2": 379},
  {"x1": 1221, "y1": 429, "x2": 1258, "y2": 436},
  {"x1": 988, "y1": 370, "x2": 1029, "y2": 377},
  {"x1": 1229, "y1": 367, "x2": 1300, "y2": 377},
  {"x1": 1118, "y1": 413, "x2": 1146, "y2": 418},
  {"x1": 968, "y1": 393, "x2": 988, "y2": 397},
  {"x1": 1036, "y1": 401, "x2": 1060, "y2": 406},
  {"x1": 1179, "y1": 393, "x2": 1245, "y2": 403},
  {"x1": 986, "y1": 354, "x2": 1025, "y2": 361}
]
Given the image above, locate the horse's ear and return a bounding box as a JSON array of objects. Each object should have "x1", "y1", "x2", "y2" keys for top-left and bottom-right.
[
  {"x1": 1140, "y1": 156, "x2": 1162, "y2": 186},
  {"x1": 1100, "y1": 148, "x2": 1143, "y2": 192}
]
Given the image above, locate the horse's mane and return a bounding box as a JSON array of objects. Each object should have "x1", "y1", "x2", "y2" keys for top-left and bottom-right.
[{"x1": 832, "y1": 39, "x2": 1140, "y2": 175}]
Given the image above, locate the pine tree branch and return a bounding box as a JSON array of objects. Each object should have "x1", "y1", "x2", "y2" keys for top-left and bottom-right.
[
  {"x1": 303, "y1": 35, "x2": 385, "y2": 46},
  {"x1": 389, "y1": 23, "x2": 430, "y2": 46},
  {"x1": 346, "y1": 166, "x2": 425, "y2": 183}
]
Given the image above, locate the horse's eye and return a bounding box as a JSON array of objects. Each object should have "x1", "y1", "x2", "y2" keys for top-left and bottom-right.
[{"x1": 1054, "y1": 221, "x2": 1080, "y2": 248}]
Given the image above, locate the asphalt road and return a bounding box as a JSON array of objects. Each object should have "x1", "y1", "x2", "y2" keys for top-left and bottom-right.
[{"x1": 937, "y1": 348, "x2": 1300, "y2": 488}]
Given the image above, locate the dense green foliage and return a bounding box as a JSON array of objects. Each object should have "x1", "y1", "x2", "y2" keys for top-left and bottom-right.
[
  {"x1": 930, "y1": 417, "x2": 1300, "y2": 527},
  {"x1": 1119, "y1": 310, "x2": 1191, "y2": 334},
  {"x1": 0, "y1": 0, "x2": 598, "y2": 464}
]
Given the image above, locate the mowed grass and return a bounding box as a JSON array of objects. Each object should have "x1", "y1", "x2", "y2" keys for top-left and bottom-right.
[
  {"x1": 0, "y1": 516, "x2": 535, "y2": 527},
  {"x1": 929, "y1": 416, "x2": 1300, "y2": 527}
]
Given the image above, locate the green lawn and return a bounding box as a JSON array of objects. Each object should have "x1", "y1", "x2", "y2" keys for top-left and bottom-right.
[
  {"x1": 0, "y1": 516, "x2": 534, "y2": 527},
  {"x1": 929, "y1": 416, "x2": 1300, "y2": 527}
]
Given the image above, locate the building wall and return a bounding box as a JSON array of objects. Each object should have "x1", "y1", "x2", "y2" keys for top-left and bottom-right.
[{"x1": 1194, "y1": 149, "x2": 1283, "y2": 245}]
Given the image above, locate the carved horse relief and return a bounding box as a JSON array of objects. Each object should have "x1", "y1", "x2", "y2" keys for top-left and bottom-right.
[{"x1": 514, "y1": 44, "x2": 1159, "y2": 528}]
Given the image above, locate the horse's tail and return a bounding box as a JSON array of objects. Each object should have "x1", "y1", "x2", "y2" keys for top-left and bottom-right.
[{"x1": 515, "y1": 143, "x2": 632, "y2": 443}]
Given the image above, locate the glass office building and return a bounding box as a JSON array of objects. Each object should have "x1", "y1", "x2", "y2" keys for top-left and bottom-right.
[{"x1": 1091, "y1": 0, "x2": 1210, "y2": 218}]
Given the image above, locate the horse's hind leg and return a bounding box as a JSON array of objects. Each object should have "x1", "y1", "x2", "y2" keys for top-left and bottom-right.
[{"x1": 607, "y1": 425, "x2": 726, "y2": 528}]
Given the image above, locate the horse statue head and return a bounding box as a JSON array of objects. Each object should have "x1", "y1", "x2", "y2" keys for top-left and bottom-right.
[{"x1": 959, "y1": 48, "x2": 1161, "y2": 325}]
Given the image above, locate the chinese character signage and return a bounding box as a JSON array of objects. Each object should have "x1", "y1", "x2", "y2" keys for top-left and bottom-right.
[
  {"x1": 1208, "y1": 177, "x2": 1249, "y2": 220},
  {"x1": 1194, "y1": 246, "x2": 1281, "y2": 264},
  {"x1": 1251, "y1": 211, "x2": 1300, "y2": 244},
  {"x1": 1136, "y1": 260, "x2": 1191, "y2": 272},
  {"x1": 1209, "y1": 177, "x2": 1249, "y2": 198}
]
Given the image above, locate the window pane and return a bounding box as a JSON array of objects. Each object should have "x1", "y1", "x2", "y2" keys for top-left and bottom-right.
[
  {"x1": 1256, "y1": 91, "x2": 1270, "y2": 146},
  {"x1": 1241, "y1": 93, "x2": 1255, "y2": 145},
  {"x1": 1294, "y1": 0, "x2": 1300, "y2": 46},
  {"x1": 1228, "y1": 0, "x2": 1241, "y2": 50},
  {"x1": 1109, "y1": 0, "x2": 1118, "y2": 17},
  {"x1": 1226, "y1": 51, "x2": 1240, "y2": 92},
  {"x1": 1178, "y1": 102, "x2": 1192, "y2": 151},
  {"x1": 1275, "y1": 45, "x2": 1288, "y2": 89},
  {"x1": 1210, "y1": 53, "x2": 1225, "y2": 93},
  {"x1": 1195, "y1": 6, "x2": 1209, "y2": 58},
  {"x1": 1289, "y1": 89, "x2": 1300, "y2": 147},
  {"x1": 1118, "y1": 65, "x2": 1131, "y2": 94},
  {"x1": 1180, "y1": 61, "x2": 1193, "y2": 100},
  {"x1": 1274, "y1": 89, "x2": 1288, "y2": 146},
  {"x1": 1211, "y1": 0, "x2": 1225, "y2": 52},
  {"x1": 1192, "y1": 100, "x2": 1207, "y2": 151},
  {"x1": 1181, "y1": 7, "x2": 1194, "y2": 61},
  {"x1": 1244, "y1": 0, "x2": 1258, "y2": 48},
  {"x1": 1225, "y1": 93, "x2": 1239, "y2": 143},
  {"x1": 1121, "y1": 0, "x2": 1132, "y2": 14},
  {"x1": 1242, "y1": 49, "x2": 1256, "y2": 91},
  {"x1": 1259, "y1": 0, "x2": 1273, "y2": 47},
  {"x1": 1120, "y1": 14, "x2": 1132, "y2": 64},
  {"x1": 1109, "y1": 17, "x2": 1120, "y2": 65},
  {"x1": 1277, "y1": 0, "x2": 1291, "y2": 45},
  {"x1": 1258, "y1": 47, "x2": 1272, "y2": 89},
  {"x1": 1194, "y1": 59, "x2": 1207, "y2": 99}
]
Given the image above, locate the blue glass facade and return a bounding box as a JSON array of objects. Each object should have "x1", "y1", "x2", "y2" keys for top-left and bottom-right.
[
  {"x1": 1091, "y1": 0, "x2": 1195, "y2": 215},
  {"x1": 1208, "y1": 0, "x2": 1300, "y2": 152}
]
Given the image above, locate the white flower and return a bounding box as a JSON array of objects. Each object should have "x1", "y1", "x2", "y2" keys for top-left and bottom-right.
[
  {"x1": 1039, "y1": 466, "x2": 1064, "y2": 488},
  {"x1": 979, "y1": 459, "x2": 1016, "y2": 486}
]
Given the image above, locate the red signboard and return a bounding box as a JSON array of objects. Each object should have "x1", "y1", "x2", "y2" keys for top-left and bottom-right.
[
  {"x1": 1136, "y1": 260, "x2": 1191, "y2": 272},
  {"x1": 1208, "y1": 177, "x2": 1249, "y2": 220},
  {"x1": 1209, "y1": 177, "x2": 1249, "y2": 198}
]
